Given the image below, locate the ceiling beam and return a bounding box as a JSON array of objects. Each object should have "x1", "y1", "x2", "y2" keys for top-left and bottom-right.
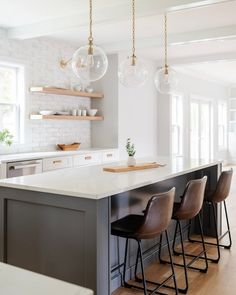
[
  {"x1": 7, "y1": 0, "x2": 234, "y2": 40},
  {"x1": 102, "y1": 25, "x2": 236, "y2": 53},
  {"x1": 156, "y1": 51, "x2": 236, "y2": 67}
]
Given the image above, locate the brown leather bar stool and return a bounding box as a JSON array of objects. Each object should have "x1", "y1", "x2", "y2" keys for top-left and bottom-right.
[
  {"x1": 159, "y1": 176, "x2": 208, "y2": 294},
  {"x1": 188, "y1": 169, "x2": 233, "y2": 263},
  {"x1": 111, "y1": 188, "x2": 178, "y2": 295}
]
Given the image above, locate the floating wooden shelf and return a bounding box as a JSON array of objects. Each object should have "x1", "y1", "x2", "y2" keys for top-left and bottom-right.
[
  {"x1": 30, "y1": 114, "x2": 103, "y2": 121},
  {"x1": 29, "y1": 87, "x2": 104, "y2": 99}
]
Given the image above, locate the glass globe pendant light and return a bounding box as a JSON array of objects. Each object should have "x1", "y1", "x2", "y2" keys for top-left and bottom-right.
[
  {"x1": 118, "y1": 0, "x2": 148, "y2": 87},
  {"x1": 71, "y1": 0, "x2": 108, "y2": 82},
  {"x1": 154, "y1": 14, "x2": 178, "y2": 94}
]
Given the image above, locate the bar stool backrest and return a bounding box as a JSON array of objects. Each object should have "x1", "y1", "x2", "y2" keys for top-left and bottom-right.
[
  {"x1": 174, "y1": 176, "x2": 207, "y2": 220},
  {"x1": 210, "y1": 169, "x2": 233, "y2": 203},
  {"x1": 137, "y1": 188, "x2": 175, "y2": 239}
]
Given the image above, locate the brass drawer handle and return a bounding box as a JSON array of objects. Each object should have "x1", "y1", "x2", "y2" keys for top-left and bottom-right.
[
  {"x1": 53, "y1": 160, "x2": 62, "y2": 164},
  {"x1": 106, "y1": 154, "x2": 113, "y2": 157},
  {"x1": 85, "y1": 156, "x2": 92, "y2": 160}
]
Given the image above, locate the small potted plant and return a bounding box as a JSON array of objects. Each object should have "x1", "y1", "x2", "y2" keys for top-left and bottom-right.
[
  {"x1": 126, "y1": 138, "x2": 136, "y2": 167},
  {"x1": 0, "y1": 129, "x2": 13, "y2": 146}
]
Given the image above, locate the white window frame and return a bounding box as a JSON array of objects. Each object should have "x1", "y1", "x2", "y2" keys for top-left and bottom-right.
[
  {"x1": 171, "y1": 93, "x2": 184, "y2": 157},
  {"x1": 0, "y1": 59, "x2": 25, "y2": 144},
  {"x1": 189, "y1": 94, "x2": 213, "y2": 160},
  {"x1": 218, "y1": 100, "x2": 227, "y2": 150}
]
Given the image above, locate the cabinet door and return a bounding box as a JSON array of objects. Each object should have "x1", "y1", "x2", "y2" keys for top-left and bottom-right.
[
  {"x1": 102, "y1": 151, "x2": 119, "y2": 162},
  {"x1": 43, "y1": 156, "x2": 73, "y2": 172},
  {"x1": 73, "y1": 153, "x2": 102, "y2": 167}
]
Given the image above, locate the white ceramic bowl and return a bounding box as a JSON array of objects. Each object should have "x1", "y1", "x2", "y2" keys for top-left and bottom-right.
[
  {"x1": 39, "y1": 110, "x2": 56, "y2": 115},
  {"x1": 88, "y1": 109, "x2": 98, "y2": 116}
]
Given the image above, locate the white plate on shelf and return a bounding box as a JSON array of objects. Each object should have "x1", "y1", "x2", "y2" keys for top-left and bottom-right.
[{"x1": 39, "y1": 111, "x2": 56, "y2": 115}]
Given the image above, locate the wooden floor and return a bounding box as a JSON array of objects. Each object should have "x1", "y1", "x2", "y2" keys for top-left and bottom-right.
[{"x1": 113, "y1": 166, "x2": 236, "y2": 295}]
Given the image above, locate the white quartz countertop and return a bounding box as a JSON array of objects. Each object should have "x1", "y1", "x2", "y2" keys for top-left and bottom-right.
[
  {"x1": 0, "y1": 157, "x2": 222, "y2": 200},
  {"x1": 0, "y1": 262, "x2": 93, "y2": 295},
  {"x1": 0, "y1": 148, "x2": 117, "y2": 164}
]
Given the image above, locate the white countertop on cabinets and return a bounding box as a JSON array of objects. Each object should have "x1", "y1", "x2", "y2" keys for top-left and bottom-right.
[
  {"x1": 0, "y1": 262, "x2": 93, "y2": 295},
  {"x1": 0, "y1": 156, "x2": 222, "y2": 200},
  {"x1": 0, "y1": 148, "x2": 117, "y2": 164}
]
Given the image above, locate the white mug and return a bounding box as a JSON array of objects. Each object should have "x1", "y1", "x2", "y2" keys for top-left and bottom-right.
[
  {"x1": 82, "y1": 110, "x2": 87, "y2": 116},
  {"x1": 72, "y1": 109, "x2": 77, "y2": 116},
  {"x1": 78, "y1": 109, "x2": 82, "y2": 116}
]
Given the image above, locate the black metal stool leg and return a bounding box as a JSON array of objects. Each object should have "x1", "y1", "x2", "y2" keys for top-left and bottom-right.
[
  {"x1": 224, "y1": 201, "x2": 232, "y2": 249},
  {"x1": 171, "y1": 216, "x2": 209, "y2": 272},
  {"x1": 197, "y1": 214, "x2": 208, "y2": 272},
  {"x1": 172, "y1": 220, "x2": 180, "y2": 256},
  {"x1": 177, "y1": 220, "x2": 189, "y2": 294},
  {"x1": 212, "y1": 202, "x2": 221, "y2": 263},
  {"x1": 134, "y1": 242, "x2": 140, "y2": 282},
  {"x1": 137, "y1": 240, "x2": 148, "y2": 295},
  {"x1": 122, "y1": 238, "x2": 131, "y2": 288},
  {"x1": 165, "y1": 230, "x2": 179, "y2": 295},
  {"x1": 158, "y1": 221, "x2": 189, "y2": 294},
  {"x1": 189, "y1": 201, "x2": 232, "y2": 259}
]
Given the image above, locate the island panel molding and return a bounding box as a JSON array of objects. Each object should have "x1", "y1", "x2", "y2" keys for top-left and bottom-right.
[{"x1": 30, "y1": 87, "x2": 104, "y2": 98}]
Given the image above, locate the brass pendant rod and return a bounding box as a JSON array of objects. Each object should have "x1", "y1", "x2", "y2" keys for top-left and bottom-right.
[
  {"x1": 131, "y1": 0, "x2": 136, "y2": 65},
  {"x1": 88, "y1": 0, "x2": 94, "y2": 54},
  {"x1": 164, "y1": 13, "x2": 168, "y2": 74}
]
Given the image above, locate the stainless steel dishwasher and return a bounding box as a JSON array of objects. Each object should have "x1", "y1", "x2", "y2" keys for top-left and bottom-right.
[{"x1": 7, "y1": 159, "x2": 43, "y2": 178}]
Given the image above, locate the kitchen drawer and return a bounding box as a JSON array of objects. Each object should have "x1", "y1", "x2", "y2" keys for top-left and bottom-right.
[
  {"x1": 43, "y1": 156, "x2": 73, "y2": 172},
  {"x1": 73, "y1": 153, "x2": 102, "y2": 167},
  {"x1": 102, "y1": 150, "x2": 119, "y2": 162}
]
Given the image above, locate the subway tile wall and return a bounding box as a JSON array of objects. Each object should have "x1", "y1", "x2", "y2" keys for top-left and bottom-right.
[{"x1": 0, "y1": 36, "x2": 92, "y2": 154}]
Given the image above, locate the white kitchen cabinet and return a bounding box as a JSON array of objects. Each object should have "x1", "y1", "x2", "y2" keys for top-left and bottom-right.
[
  {"x1": 73, "y1": 153, "x2": 102, "y2": 167},
  {"x1": 43, "y1": 156, "x2": 73, "y2": 172}
]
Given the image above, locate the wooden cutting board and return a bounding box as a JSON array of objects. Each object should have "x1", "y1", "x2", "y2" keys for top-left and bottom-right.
[{"x1": 103, "y1": 162, "x2": 165, "y2": 173}]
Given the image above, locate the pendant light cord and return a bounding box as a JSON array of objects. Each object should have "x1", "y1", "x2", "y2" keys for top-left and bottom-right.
[
  {"x1": 88, "y1": 0, "x2": 93, "y2": 54},
  {"x1": 164, "y1": 13, "x2": 168, "y2": 74},
  {"x1": 131, "y1": 0, "x2": 136, "y2": 65}
]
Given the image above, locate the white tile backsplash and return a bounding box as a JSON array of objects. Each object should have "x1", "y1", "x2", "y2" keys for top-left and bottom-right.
[{"x1": 0, "y1": 36, "x2": 92, "y2": 154}]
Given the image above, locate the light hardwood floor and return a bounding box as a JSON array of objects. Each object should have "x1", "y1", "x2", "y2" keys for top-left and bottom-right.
[{"x1": 113, "y1": 166, "x2": 236, "y2": 295}]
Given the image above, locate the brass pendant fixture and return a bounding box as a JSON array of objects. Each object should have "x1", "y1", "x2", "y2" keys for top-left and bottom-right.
[
  {"x1": 59, "y1": 0, "x2": 108, "y2": 83},
  {"x1": 118, "y1": 0, "x2": 148, "y2": 87},
  {"x1": 154, "y1": 14, "x2": 178, "y2": 94}
]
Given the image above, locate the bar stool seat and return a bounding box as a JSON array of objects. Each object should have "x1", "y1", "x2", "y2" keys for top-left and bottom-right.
[
  {"x1": 111, "y1": 188, "x2": 178, "y2": 295},
  {"x1": 111, "y1": 215, "x2": 144, "y2": 238},
  {"x1": 188, "y1": 169, "x2": 233, "y2": 263}
]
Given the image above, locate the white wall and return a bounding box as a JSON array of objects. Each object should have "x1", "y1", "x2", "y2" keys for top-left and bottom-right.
[
  {"x1": 91, "y1": 54, "x2": 119, "y2": 148},
  {"x1": 0, "y1": 36, "x2": 92, "y2": 154},
  {"x1": 118, "y1": 53, "x2": 158, "y2": 159},
  {"x1": 91, "y1": 53, "x2": 159, "y2": 159}
]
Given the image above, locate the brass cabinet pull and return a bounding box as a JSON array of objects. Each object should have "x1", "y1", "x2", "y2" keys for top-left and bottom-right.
[
  {"x1": 53, "y1": 160, "x2": 62, "y2": 164},
  {"x1": 85, "y1": 156, "x2": 92, "y2": 160}
]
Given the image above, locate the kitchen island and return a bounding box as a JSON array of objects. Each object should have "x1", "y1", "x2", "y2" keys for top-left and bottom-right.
[{"x1": 0, "y1": 157, "x2": 222, "y2": 295}]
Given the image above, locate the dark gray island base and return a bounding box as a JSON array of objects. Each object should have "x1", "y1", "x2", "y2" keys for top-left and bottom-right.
[{"x1": 0, "y1": 163, "x2": 221, "y2": 295}]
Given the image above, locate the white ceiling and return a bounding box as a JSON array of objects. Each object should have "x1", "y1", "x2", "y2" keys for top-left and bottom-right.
[
  {"x1": 175, "y1": 60, "x2": 236, "y2": 85},
  {"x1": 1, "y1": 0, "x2": 236, "y2": 75}
]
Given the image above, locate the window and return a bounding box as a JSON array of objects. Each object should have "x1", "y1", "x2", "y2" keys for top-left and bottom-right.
[
  {"x1": 171, "y1": 94, "x2": 183, "y2": 156},
  {"x1": 218, "y1": 101, "x2": 227, "y2": 149},
  {"x1": 190, "y1": 97, "x2": 213, "y2": 160},
  {"x1": 0, "y1": 62, "x2": 24, "y2": 143}
]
